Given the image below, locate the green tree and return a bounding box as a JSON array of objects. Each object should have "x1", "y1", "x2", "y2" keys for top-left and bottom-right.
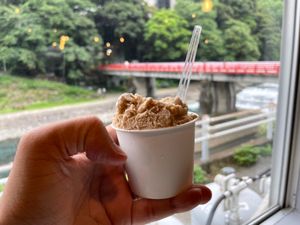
[
  {"x1": 223, "y1": 20, "x2": 260, "y2": 61},
  {"x1": 0, "y1": 0, "x2": 103, "y2": 83},
  {"x1": 144, "y1": 9, "x2": 190, "y2": 61},
  {"x1": 0, "y1": 5, "x2": 45, "y2": 74},
  {"x1": 215, "y1": 0, "x2": 282, "y2": 61},
  {"x1": 175, "y1": 0, "x2": 225, "y2": 61},
  {"x1": 93, "y1": 0, "x2": 148, "y2": 61},
  {"x1": 214, "y1": 0, "x2": 261, "y2": 61},
  {"x1": 0, "y1": 0, "x2": 25, "y2": 4},
  {"x1": 255, "y1": 0, "x2": 282, "y2": 60},
  {"x1": 216, "y1": 0, "x2": 257, "y2": 30}
]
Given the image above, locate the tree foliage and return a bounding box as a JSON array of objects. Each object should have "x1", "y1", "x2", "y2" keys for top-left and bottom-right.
[
  {"x1": 223, "y1": 20, "x2": 260, "y2": 61},
  {"x1": 175, "y1": 0, "x2": 225, "y2": 61},
  {"x1": 255, "y1": 0, "x2": 282, "y2": 60},
  {"x1": 215, "y1": 0, "x2": 282, "y2": 61},
  {"x1": 0, "y1": 0, "x2": 283, "y2": 82},
  {"x1": 0, "y1": 0, "x2": 102, "y2": 83},
  {"x1": 144, "y1": 9, "x2": 190, "y2": 61},
  {"x1": 216, "y1": 0, "x2": 257, "y2": 30},
  {"x1": 93, "y1": 0, "x2": 148, "y2": 61},
  {"x1": 94, "y1": 1, "x2": 147, "y2": 40}
]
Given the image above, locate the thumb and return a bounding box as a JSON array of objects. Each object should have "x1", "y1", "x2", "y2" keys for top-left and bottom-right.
[
  {"x1": 75, "y1": 117, "x2": 127, "y2": 164},
  {"x1": 84, "y1": 119, "x2": 127, "y2": 163},
  {"x1": 132, "y1": 185, "x2": 212, "y2": 224}
]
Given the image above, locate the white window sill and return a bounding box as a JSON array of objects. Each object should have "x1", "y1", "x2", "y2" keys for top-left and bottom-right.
[{"x1": 261, "y1": 208, "x2": 300, "y2": 225}]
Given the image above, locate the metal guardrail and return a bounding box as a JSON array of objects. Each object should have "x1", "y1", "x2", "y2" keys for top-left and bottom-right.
[
  {"x1": 208, "y1": 112, "x2": 275, "y2": 132},
  {"x1": 0, "y1": 177, "x2": 8, "y2": 185},
  {"x1": 195, "y1": 109, "x2": 276, "y2": 161},
  {"x1": 0, "y1": 163, "x2": 12, "y2": 174},
  {"x1": 0, "y1": 163, "x2": 12, "y2": 189}
]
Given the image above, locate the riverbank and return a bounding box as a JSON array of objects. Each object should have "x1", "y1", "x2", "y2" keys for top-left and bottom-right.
[
  {"x1": 0, "y1": 84, "x2": 200, "y2": 141},
  {"x1": 0, "y1": 75, "x2": 102, "y2": 114}
]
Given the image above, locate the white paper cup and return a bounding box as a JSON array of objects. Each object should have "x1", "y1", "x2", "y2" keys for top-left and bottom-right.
[{"x1": 113, "y1": 113, "x2": 198, "y2": 199}]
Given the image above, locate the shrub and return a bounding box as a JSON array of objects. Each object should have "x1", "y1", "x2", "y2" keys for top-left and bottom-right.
[
  {"x1": 258, "y1": 123, "x2": 276, "y2": 138},
  {"x1": 258, "y1": 124, "x2": 267, "y2": 136},
  {"x1": 258, "y1": 144, "x2": 272, "y2": 156},
  {"x1": 193, "y1": 165, "x2": 208, "y2": 184},
  {"x1": 233, "y1": 145, "x2": 260, "y2": 166},
  {"x1": 155, "y1": 78, "x2": 178, "y2": 88}
]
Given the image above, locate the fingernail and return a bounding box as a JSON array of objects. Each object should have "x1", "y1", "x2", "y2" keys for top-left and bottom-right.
[
  {"x1": 199, "y1": 186, "x2": 212, "y2": 204},
  {"x1": 187, "y1": 186, "x2": 212, "y2": 205}
]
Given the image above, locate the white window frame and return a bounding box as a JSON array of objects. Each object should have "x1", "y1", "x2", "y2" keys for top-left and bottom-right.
[
  {"x1": 249, "y1": 0, "x2": 300, "y2": 223},
  {"x1": 271, "y1": 0, "x2": 300, "y2": 208}
]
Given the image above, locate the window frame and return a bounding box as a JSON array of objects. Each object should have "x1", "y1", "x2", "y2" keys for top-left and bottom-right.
[
  {"x1": 247, "y1": 0, "x2": 300, "y2": 223},
  {"x1": 270, "y1": 0, "x2": 300, "y2": 208}
]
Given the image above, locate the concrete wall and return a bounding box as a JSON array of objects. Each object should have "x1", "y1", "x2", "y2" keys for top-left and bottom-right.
[
  {"x1": 200, "y1": 81, "x2": 236, "y2": 115},
  {"x1": 133, "y1": 77, "x2": 156, "y2": 97}
]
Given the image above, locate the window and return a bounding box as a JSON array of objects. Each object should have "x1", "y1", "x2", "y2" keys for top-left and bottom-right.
[
  {"x1": 157, "y1": 0, "x2": 171, "y2": 8},
  {"x1": 2, "y1": 0, "x2": 300, "y2": 224}
]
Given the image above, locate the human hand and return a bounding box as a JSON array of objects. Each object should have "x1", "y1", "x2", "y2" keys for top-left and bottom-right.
[{"x1": 0, "y1": 117, "x2": 211, "y2": 225}]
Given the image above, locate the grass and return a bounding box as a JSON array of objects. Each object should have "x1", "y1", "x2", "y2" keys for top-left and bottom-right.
[
  {"x1": 0, "y1": 183, "x2": 4, "y2": 192},
  {"x1": 0, "y1": 75, "x2": 101, "y2": 114}
]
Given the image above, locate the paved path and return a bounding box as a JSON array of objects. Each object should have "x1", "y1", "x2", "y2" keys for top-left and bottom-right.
[
  {"x1": 0, "y1": 84, "x2": 200, "y2": 141},
  {"x1": 0, "y1": 96, "x2": 118, "y2": 141}
]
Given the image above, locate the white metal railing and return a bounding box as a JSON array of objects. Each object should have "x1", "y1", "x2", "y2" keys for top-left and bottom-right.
[
  {"x1": 0, "y1": 177, "x2": 8, "y2": 185},
  {"x1": 196, "y1": 109, "x2": 276, "y2": 161},
  {"x1": 208, "y1": 112, "x2": 275, "y2": 132},
  {"x1": 0, "y1": 163, "x2": 12, "y2": 191},
  {"x1": 196, "y1": 109, "x2": 261, "y2": 125},
  {"x1": 0, "y1": 176, "x2": 8, "y2": 195},
  {"x1": 0, "y1": 163, "x2": 13, "y2": 174}
]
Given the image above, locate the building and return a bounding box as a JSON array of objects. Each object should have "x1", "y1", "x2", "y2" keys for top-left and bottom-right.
[{"x1": 145, "y1": 0, "x2": 176, "y2": 9}]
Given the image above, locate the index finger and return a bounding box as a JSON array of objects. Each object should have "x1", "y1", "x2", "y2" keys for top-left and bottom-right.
[{"x1": 18, "y1": 116, "x2": 126, "y2": 164}]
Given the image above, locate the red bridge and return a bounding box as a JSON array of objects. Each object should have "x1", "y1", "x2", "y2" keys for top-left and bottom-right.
[{"x1": 99, "y1": 61, "x2": 280, "y2": 83}]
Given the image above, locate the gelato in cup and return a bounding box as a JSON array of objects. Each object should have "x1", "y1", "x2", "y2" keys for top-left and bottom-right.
[
  {"x1": 112, "y1": 93, "x2": 198, "y2": 199},
  {"x1": 112, "y1": 112, "x2": 198, "y2": 199}
]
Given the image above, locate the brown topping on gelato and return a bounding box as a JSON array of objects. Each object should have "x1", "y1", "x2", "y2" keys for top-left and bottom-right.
[{"x1": 113, "y1": 93, "x2": 197, "y2": 130}]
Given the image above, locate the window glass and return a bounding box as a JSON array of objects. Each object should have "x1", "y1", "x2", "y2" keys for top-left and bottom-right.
[{"x1": 0, "y1": 0, "x2": 287, "y2": 224}]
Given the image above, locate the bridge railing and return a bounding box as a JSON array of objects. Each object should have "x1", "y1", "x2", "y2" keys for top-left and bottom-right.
[{"x1": 99, "y1": 61, "x2": 280, "y2": 75}]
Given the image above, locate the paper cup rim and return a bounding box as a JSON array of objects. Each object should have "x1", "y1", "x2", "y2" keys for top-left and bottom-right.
[{"x1": 112, "y1": 112, "x2": 199, "y2": 133}]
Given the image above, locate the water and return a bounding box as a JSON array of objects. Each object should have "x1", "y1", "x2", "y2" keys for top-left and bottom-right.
[{"x1": 0, "y1": 138, "x2": 19, "y2": 178}]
